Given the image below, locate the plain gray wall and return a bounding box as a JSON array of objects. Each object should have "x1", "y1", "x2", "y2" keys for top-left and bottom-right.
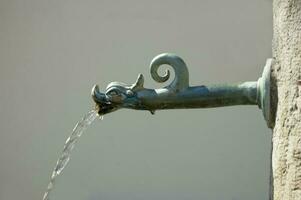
[{"x1": 0, "y1": 0, "x2": 272, "y2": 200}]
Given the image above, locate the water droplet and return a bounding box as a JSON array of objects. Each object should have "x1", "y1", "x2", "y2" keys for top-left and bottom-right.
[{"x1": 98, "y1": 115, "x2": 104, "y2": 120}]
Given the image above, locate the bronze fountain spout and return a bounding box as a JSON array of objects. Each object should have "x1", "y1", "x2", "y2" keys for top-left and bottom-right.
[{"x1": 91, "y1": 53, "x2": 273, "y2": 128}]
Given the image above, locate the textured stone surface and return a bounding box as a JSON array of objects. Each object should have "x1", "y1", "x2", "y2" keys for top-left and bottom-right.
[{"x1": 272, "y1": 0, "x2": 301, "y2": 199}]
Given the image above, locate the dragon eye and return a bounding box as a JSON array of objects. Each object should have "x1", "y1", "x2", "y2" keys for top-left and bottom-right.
[
  {"x1": 107, "y1": 89, "x2": 120, "y2": 96},
  {"x1": 109, "y1": 91, "x2": 117, "y2": 95},
  {"x1": 106, "y1": 88, "x2": 124, "y2": 103}
]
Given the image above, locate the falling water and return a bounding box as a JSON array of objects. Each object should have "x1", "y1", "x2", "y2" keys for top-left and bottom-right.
[{"x1": 42, "y1": 110, "x2": 101, "y2": 200}]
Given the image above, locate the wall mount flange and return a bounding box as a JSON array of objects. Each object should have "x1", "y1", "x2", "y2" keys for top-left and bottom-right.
[{"x1": 257, "y1": 58, "x2": 273, "y2": 128}]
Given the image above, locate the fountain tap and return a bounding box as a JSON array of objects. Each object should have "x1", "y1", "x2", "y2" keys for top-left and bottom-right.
[{"x1": 92, "y1": 53, "x2": 273, "y2": 127}]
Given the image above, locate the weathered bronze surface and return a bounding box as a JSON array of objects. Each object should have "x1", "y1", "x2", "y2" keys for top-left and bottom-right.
[{"x1": 92, "y1": 53, "x2": 272, "y2": 127}]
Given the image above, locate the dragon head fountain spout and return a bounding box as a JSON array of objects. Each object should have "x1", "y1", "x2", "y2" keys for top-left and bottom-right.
[{"x1": 91, "y1": 53, "x2": 272, "y2": 127}]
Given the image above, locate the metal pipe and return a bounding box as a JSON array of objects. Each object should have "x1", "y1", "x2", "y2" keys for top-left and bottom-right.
[{"x1": 134, "y1": 82, "x2": 258, "y2": 111}]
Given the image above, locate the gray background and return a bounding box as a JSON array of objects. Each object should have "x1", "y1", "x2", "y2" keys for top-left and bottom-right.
[{"x1": 0, "y1": 0, "x2": 272, "y2": 200}]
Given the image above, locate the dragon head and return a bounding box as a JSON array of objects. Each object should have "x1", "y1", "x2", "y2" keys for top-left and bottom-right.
[{"x1": 91, "y1": 74, "x2": 145, "y2": 115}]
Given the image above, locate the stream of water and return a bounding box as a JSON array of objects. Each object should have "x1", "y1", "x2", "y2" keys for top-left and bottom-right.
[{"x1": 42, "y1": 110, "x2": 101, "y2": 200}]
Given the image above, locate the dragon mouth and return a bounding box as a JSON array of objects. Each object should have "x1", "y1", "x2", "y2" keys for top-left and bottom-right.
[
  {"x1": 91, "y1": 85, "x2": 118, "y2": 115},
  {"x1": 94, "y1": 102, "x2": 117, "y2": 115}
]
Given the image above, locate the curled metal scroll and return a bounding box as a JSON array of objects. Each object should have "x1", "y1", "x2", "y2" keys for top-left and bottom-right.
[{"x1": 150, "y1": 53, "x2": 189, "y2": 91}]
